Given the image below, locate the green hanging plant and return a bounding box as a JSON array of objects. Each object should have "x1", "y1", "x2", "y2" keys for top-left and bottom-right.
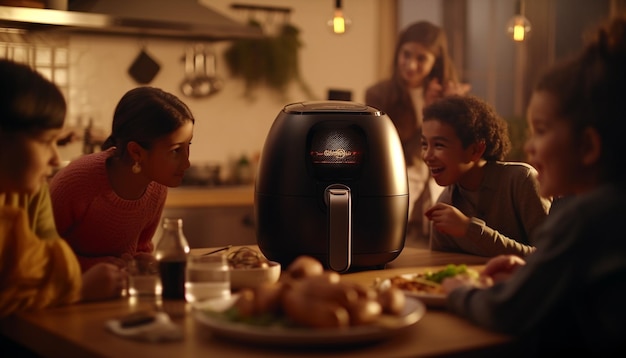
[{"x1": 224, "y1": 20, "x2": 315, "y2": 101}]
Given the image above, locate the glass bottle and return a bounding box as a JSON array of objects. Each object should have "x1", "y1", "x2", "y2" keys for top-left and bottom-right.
[
  {"x1": 154, "y1": 218, "x2": 189, "y2": 300},
  {"x1": 82, "y1": 117, "x2": 94, "y2": 155}
]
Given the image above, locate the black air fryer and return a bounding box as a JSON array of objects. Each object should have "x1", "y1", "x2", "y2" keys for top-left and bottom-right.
[{"x1": 255, "y1": 101, "x2": 408, "y2": 272}]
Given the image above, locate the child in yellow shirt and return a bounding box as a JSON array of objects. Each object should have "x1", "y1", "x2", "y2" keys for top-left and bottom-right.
[{"x1": 0, "y1": 59, "x2": 123, "y2": 317}]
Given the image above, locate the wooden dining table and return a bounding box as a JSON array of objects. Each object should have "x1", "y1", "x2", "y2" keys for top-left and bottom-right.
[{"x1": 0, "y1": 246, "x2": 519, "y2": 357}]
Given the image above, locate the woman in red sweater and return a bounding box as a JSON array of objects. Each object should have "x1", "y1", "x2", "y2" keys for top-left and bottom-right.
[{"x1": 50, "y1": 87, "x2": 195, "y2": 272}]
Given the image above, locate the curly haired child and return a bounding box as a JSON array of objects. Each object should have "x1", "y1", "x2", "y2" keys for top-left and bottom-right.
[{"x1": 422, "y1": 95, "x2": 551, "y2": 256}]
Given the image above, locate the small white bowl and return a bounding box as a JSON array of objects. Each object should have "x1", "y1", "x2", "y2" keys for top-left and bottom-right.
[{"x1": 230, "y1": 261, "x2": 281, "y2": 290}]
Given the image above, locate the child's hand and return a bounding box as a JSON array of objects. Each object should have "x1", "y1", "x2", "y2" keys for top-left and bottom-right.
[
  {"x1": 425, "y1": 203, "x2": 471, "y2": 238},
  {"x1": 482, "y1": 255, "x2": 526, "y2": 283},
  {"x1": 81, "y1": 263, "x2": 125, "y2": 302}
]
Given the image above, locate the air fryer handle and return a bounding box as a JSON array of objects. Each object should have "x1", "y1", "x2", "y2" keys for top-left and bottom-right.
[{"x1": 325, "y1": 184, "x2": 351, "y2": 272}]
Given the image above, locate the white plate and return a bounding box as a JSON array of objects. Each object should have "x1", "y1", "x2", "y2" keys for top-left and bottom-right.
[
  {"x1": 192, "y1": 294, "x2": 426, "y2": 347},
  {"x1": 377, "y1": 275, "x2": 447, "y2": 308}
]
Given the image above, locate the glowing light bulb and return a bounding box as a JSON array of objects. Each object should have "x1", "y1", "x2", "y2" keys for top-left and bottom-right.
[
  {"x1": 333, "y1": 10, "x2": 346, "y2": 34},
  {"x1": 327, "y1": 0, "x2": 351, "y2": 35},
  {"x1": 507, "y1": 15, "x2": 531, "y2": 42},
  {"x1": 513, "y1": 24, "x2": 525, "y2": 41}
]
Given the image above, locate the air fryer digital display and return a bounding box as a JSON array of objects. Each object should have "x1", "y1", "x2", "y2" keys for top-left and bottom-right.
[{"x1": 308, "y1": 124, "x2": 365, "y2": 179}]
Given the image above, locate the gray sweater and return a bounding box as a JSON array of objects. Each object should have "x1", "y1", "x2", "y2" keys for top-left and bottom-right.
[
  {"x1": 447, "y1": 182, "x2": 626, "y2": 355},
  {"x1": 430, "y1": 161, "x2": 551, "y2": 257}
]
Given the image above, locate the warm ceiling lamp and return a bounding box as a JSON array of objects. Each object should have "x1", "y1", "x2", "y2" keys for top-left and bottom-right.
[
  {"x1": 327, "y1": 0, "x2": 351, "y2": 35},
  {"x1": 506, "y1": 0, "x2": 531, "y2": 42}
]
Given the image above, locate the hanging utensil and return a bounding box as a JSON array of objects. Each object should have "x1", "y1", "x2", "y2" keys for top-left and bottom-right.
[
  {"x1": 190, "y1": 46, "x2": 212, "y2": 96},
  {"x1": 180, "y1": 45, "x2": 211, "y2": 98},
  {"x1": 180, "y1": 44, "x2": 222, "y2": 98},
  {"x1": 203, "y1": 47, "x2": 224, "y2": 95},
  {"x1": 180, "y1": 47, "x2": 196, "y2": 97}
]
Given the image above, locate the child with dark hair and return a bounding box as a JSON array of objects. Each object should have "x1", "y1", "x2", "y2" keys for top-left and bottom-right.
[
  {"x1": 422, "y1": 95, "x2": 551, "y2": 257},
  {"x1": 50, "y1": 86, "x2": 195, "y2": 272},
  {"x1": 0, "y1": 59, "x2": 123, "y2": 316},
  {"x1": 442, "y1": 16, "x2": 626, "y2": 355}
]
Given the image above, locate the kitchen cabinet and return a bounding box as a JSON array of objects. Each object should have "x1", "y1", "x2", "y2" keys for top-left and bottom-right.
[{"x1": 157, "y1": 204, "x2": 256, "y2": 249}]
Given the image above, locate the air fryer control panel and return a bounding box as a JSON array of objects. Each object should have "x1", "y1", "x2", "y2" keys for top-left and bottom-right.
[
  {"x1": 287, "y1": 101, "x2": 382, "y2": 181},
  {"x1": 308, "y1": 123, "x2": 365, "y2": 180}
]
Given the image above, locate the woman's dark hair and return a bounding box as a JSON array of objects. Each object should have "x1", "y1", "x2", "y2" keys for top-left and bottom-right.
[
  {"x1": 534, "y1": 15, "x2": 626, "y2": 182},
  {"x1": 392, "y1": 21, "x2": 459, "y2": 86},
  {"x1": 0, "y1": 59, "x2": 66, "y2": 133},
  {"x1": 423, "y1": 94, "x2": 511, "y2": 161},
  {"x1": 387, "y1": 21, "x2": 460, "y2": 112},
  {"x1": 101, "y1": 86, "x2": 195, "y2": 157}
]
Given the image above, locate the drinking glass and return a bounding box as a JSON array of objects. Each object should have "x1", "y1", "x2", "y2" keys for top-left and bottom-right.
[
  {"x1": 127, "y1": 259, "x2": 162, "y2": 298},
  {"x1": 185, "y1": 253, "x2": 230, "y2": 303}
]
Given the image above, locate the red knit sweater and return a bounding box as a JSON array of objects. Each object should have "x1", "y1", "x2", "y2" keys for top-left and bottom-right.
[{"x1": 49, "y1": 148, "x2": 167, "y2": 272}]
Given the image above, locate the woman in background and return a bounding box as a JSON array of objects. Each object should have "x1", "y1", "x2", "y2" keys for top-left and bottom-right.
[
  {"x1": 50, "y1": 87, "x2": 194, "y2": 272},
  {"x1": 0, "y1": 59, "x2": 123, "y2": 317},
  {"x1": 365, "y1": 20, "x2": 470, "y2": 246},
  {"x1": 422, "y1": 95, "x2": 550, "y2": 257},
  {"x1": 442, "y1": 16, "x2": 626, "y2": 355}
]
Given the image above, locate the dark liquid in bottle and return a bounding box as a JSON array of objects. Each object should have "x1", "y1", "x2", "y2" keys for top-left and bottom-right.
[{"x1": 159, "y1": 260, "x2": 186, "y2": 300}]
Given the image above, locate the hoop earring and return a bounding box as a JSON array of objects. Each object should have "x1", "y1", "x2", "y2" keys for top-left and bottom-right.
[{"x1": 132, "y1": 162, "x2": 141, "y2": 174}]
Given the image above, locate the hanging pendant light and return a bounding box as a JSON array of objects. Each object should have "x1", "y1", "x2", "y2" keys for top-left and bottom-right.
[
  {"x1": 506, "y1": 0, "x2": 531, "y2": 42},
  {"x1": 327, "y1": 0, "x2": 351, "y2": 35}
]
